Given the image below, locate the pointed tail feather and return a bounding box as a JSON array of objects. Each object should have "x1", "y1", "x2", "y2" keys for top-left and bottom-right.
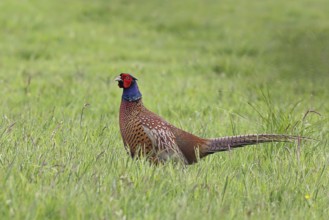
[{"x1": 206, "y1": 134, "x2": 301, "y2": 153}]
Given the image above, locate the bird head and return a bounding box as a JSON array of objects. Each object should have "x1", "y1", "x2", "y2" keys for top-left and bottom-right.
[
  {"x1": 115, "y1": 73, "x2": 137, "y2": 89},
  {"x1": 115, "y1": 73, "x2": 141, "y2": 101}
]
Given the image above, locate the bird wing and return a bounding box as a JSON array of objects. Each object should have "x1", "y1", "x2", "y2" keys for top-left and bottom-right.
[{"x1": 139, "y1": 113, "x2": 187, "y2": 163}]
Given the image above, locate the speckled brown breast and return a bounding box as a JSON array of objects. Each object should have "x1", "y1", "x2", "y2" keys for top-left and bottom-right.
[{"x1": 119, "y1": 99, "x2": 153, "y2": 158}]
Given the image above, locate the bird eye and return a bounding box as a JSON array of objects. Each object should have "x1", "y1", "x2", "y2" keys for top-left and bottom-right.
[{"x1": 125, "y1": 76, "x2": 130, "y2": 80}]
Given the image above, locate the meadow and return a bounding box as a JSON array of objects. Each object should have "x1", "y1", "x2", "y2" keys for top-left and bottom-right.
[{"x1": 0, "y1": 0, "x2": 328, "y2": 219}]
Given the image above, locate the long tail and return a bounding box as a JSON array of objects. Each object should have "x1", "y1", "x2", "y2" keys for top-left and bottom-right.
[{"x1": 206, "y1": 134, "x2": 300, "y2": 153}]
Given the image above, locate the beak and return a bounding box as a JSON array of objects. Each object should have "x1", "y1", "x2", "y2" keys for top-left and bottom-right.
[{"x1": 115, "y1": 76, "x2": 122, "y2": 82}]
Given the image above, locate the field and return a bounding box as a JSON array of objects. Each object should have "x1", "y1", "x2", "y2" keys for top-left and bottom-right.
[{"x1": 1, "y1": 0, "x2": 328, "y2": 219}]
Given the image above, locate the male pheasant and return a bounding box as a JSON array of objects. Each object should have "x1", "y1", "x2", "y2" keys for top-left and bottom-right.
[{"x1": 116, "y1": 73, "x2": 297, "y2": 165}]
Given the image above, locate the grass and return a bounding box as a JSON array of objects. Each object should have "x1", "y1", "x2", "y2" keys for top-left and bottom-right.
[{"x1": 0, "y1": 0, "x2": 328, "y2": 219}]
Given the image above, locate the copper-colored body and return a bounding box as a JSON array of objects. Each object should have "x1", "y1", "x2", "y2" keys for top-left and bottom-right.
[
  {"x1": 119, "y1": 99, "x2": 294, "y2": 164},
  {"x1": 119, "y1": 99, "x2": 207, "y2": 164}
]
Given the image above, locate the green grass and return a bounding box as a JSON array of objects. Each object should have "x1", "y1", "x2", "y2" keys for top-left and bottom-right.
[{"x1": 1, "y1": 0, "x2": 328, "y2": 219}]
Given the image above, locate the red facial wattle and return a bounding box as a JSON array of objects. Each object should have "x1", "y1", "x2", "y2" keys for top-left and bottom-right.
[
  {"x1": 116, "y1": 73, "x2": 138, "y2": 89},
  {"x1": 123, "y1": 77, "x2": 132, "y2": 88},
  {"x1": 119, "y1": 73, "x2": 132, "y2": 89}
]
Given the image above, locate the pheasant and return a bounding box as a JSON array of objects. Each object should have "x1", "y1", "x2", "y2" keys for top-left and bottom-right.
[{"x1": 115, "y1": 73, "x2": 298, "y2": 165}]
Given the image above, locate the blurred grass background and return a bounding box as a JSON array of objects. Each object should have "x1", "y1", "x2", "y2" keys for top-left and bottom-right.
[{"x1": 0, "y1": 0, "x2": 328, "y2": 219}]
